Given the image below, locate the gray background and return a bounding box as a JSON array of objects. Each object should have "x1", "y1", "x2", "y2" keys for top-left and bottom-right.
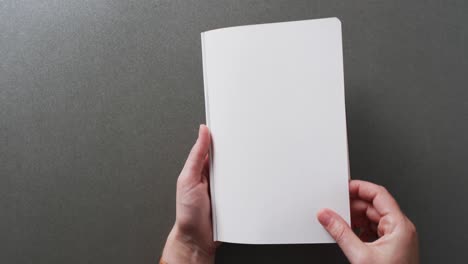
[{"x1": 1, "y1": 0, "x2": 467, "y2": 263}]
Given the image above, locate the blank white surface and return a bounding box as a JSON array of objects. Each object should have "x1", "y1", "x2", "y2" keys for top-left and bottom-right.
[{"x1": 202, "y1": 18, "x2": 350, "y2": 244}]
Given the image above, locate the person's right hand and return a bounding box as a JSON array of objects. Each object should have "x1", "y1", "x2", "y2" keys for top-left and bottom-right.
[{"x1": 317, "y1": 180, "x2": 419, "y2": 264}]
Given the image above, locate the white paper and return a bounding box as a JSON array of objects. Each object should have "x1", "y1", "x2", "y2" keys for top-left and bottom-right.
[{"x1": 202, "y1": 17, "x2": 350, "y2": 244}]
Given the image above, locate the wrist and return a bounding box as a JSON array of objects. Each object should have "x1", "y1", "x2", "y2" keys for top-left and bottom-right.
[{"x1": 161, "y1": 226, "x2": 215, "y2": 264}]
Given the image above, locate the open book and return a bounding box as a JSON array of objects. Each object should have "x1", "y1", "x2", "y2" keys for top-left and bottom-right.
[{"x1": 201, "y1": 18, "x2": 350, "y2": 244}]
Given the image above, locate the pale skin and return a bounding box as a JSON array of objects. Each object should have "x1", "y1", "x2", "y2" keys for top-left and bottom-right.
[{"x1": 161, "y1": 125, "x2": 419, "y2": 263}]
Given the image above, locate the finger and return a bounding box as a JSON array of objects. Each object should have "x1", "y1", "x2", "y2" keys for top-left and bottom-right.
[
  {"x1": 179, "y1": 125, "x2": 211, "y2": 183},
  {"x1": 350, "y1": 199, "x2": 381, "y2": 224},
  {"x1": 317, "y1": 209, "x2": 368, "y2": 263},
  {"x1": 349, "y1": 180, "x2": 402, "y2": 217}
]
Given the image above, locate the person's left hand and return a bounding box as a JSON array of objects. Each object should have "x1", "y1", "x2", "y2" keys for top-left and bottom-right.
[{"x1": 161, "y1": 125, "x2": 217, "y2": 264}]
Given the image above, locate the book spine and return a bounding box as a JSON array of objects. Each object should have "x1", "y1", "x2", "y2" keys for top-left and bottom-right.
[{"x1": 201, "y1": 32, "x2": 217, "y2": 241}]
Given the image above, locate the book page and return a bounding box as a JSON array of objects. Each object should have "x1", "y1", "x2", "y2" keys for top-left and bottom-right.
[{"x1": 202, "y1": 18, "x2": 350, "y2": 244}]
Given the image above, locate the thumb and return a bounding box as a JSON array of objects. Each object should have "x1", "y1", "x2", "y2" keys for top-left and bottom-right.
[
  {"x1": 317, "y1": 209, "x2": 368, "y2": 263},
  {"x1": 179, "y1": 124, "x2": 211, "y2": 183}
]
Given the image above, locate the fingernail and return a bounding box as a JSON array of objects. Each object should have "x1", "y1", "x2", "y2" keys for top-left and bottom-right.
[{"x1": 318, "y1": 210, "x2": 333, "y2": 226}]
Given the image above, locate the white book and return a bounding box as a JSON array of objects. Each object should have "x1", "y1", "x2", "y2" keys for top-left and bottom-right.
[{"x1": 201, "y1": 17, "x2": 350, "y2": 244}]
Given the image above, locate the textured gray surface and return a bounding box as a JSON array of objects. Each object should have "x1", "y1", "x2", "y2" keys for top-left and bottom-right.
[{"x1": 1, "y1": 0, "x2": 467, "y2": 263}]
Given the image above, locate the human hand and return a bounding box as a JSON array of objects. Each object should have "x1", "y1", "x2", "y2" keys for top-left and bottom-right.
[
  {"x1": 161, "y1": 125, "x2": 217, "y2": 264},
  {"x1": 317, "y1": 180, "x2": 419, "y2": 264}
]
